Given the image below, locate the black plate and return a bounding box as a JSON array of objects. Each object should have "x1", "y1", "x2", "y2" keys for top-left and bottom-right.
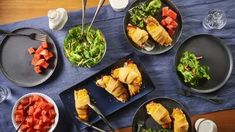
[
  {"x1": 59, "y1": 53, "x2": 155, "y2": 130},
  {"x1": 124, "y1": 0, "x2": 182, "y2": 55},
  {"x1": 175, "y1": 34, "x2": 233, "y2": 93},
  {"x1": 132, "y1": 97, "x2": 192, "y2": 132},
  {"x1": 0, "y1": 28, "x2": 58, "y2": 87}
]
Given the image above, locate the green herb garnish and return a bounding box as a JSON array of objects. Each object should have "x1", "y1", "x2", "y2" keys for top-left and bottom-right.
[
  {"x1": 64, "y1": 26, "x2": 106, "y2": 68},
  {"x1": 177, "y1": 51, "x2": 210, "y2": 86},
  {"x1": 158, "y1": 128, "x2": 171, "y2": 132},
  {"x1": 129, "y1": 0, "x2": 162, "y2": 28}
]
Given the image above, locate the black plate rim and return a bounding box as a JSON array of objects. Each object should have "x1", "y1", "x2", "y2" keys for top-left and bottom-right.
[
  {"x1": 123, "y1": 0, "x2": 183, "y2": 55},
  {"x1": 59, "y1": 52, "x2": 156, "y2": 130},
  {"x1": 63, "y1": 25, "x2": 107, "y2": 68},
  {"x1": 174, "y1": 34, "x2": 233, "y2": 93},
  {"x1": 0, "y1": 27, "x2": 58, "y2": 87},
  {"x1": 131, "y1": 97, "x2": 193, "y2": 132}
]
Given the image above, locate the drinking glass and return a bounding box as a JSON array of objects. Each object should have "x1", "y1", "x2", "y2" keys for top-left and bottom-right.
[
  {"x1": 202, "y1": 9, "x2": 227, "y2": 30},
  {"x1": 0, "y1": 85, "x2": 11, "y2": 103}
]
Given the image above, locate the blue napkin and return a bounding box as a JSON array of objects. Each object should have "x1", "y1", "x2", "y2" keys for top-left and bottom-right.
[{"x1": 1, "y1": 0, "x2": 235, "y2": 131}]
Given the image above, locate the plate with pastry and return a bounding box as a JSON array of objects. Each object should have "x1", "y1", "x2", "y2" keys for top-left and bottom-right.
[
  {"x1": 124, "y1": 0, "x2": 182, "y2": 55},
  {"x1": 59, "y1": 53, "x2": 155, "y2": 130},
  {"x1": 132, "y1": 97, "x2": 192, "y2": 132}
]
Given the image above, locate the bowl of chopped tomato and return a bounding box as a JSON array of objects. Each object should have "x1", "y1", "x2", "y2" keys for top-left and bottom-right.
[{"x1": 11, "y1": 93, "x2": 59, "y2": 132}]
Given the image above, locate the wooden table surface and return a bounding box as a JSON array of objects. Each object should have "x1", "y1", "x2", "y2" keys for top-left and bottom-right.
[{"x1": 1, "y1": 0, "x2": 235, "y2": 132}]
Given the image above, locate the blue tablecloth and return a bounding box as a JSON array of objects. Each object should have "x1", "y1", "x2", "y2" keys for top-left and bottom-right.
[{"x1": 1, "y1": 0, "x2": 235, "y2": 131}]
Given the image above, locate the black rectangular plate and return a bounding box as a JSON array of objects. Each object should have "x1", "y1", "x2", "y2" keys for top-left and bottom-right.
[{"x1": 59, "y1": 53, "x2": 155, "y2": 130}]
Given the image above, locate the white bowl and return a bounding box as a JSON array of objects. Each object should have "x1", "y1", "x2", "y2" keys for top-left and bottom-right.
[{"x1": 11, "y1": 92, "x2": 59, "y2": 132}]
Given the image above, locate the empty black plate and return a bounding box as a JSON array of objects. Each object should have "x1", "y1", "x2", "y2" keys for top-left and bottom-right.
[
  {"x1": 0, "y1": 28, "x2": 58, "y2": 87},
  {"x1": 132, "y1": 97, "x2": 192, "y2": 132},
  {"x1": 124, "y1": 0, "x2": 182, "y2": 55},
  {"x1": 175, "y1": 34, "x2": 233, "y2": 93}
]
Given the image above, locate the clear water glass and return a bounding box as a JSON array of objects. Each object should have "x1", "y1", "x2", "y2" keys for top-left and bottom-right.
[
  {"x1": 202, "y1": 9, "x2": 227, "y2": 30},
  {"x1": 0, "y1": 85, "x2": 11, "y2": 103}
]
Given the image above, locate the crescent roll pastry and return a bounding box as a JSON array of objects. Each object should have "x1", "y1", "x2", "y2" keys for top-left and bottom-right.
[
  {"x1": 146, "y1": 101, "x2": 172, "y2": 128},
  {"x1": 171, "y1": 108, "x2": 189, "y2": 132},
  {"x1": 145, "y1": 16, "x2": 172, "y2": 46},
  {"x1": 74, "y1": 89, "x2": 90, "y2": 121},
  {"x1": 127, "y1": 24, "x2": 149, "y2": 48},
  {"x1": 111, "y1": 60, "x2": 142, "y2": 96},
  {"x1": 96, "y1": 75, "x2": 129, "y2": 103}
]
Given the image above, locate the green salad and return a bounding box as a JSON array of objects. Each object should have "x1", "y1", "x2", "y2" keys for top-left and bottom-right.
[
  {"x1": 129, "y1": 0, "x2": 162, "y2": 28},
  {"x1": 64, "y1": 26, "x2": 106, "y2": 68},
  {"x1": 141, "y1": 128, "x2": 171, "y2": 132},
  {"x1": 177, "y1": 51, "x2": 210, "y2": 86}
]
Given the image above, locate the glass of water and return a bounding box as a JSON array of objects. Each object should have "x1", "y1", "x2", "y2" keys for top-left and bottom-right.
[
  {"x1": 202, "y1": 9, "x2": 227, "y2": 30},
  {"x1": 0, "y1": 85, "x2": 11, "y2": 103}
]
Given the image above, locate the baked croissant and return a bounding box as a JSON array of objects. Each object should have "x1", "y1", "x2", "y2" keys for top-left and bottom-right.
[
  {"x1": 171, "y1": 108, "x2": 189, "y2": 132},
  {"x1": 145, "y1": 16, "x2": 172, "y2": 46},
  {"x1": 111, "y1": 60, "x2": 142, "y2": 96},
  {"x1": 74, "y1": 89, "x2": 90, "y2": 121},
  {"x1": 127, "y1": 24, "x2": 149, "y2": 48},
  {"x1": 96, "y1": 75, "x2": 129, "y2": 103},
  {"x1": 146, "y1": 101, "x2": 172, "y2": 128}
]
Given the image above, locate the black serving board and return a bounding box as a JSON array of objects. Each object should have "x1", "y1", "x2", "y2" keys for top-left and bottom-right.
[
  {"x1": 0, "y1": 28, "x2": 58, "y2": 87},
  {"x1": 132, "y1": 97, "x2": 192, "y2": 132},
  {"x1": 59, "y1": 53, "x2": 155, "y2": 130}
]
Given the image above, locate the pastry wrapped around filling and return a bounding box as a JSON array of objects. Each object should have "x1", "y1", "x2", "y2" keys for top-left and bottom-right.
[
  {"x1": 171, "y1": 108, "x2": 189, "y2": 132},
  {"x1": 74, "y1": 89, "x2": 90, "y2": 121},
  {"x1": 96, "y1": 75, "x2": 129, "y2": 103},
  {"x1": 146, "y1": 101, "x2": 172, "y2": 128}
]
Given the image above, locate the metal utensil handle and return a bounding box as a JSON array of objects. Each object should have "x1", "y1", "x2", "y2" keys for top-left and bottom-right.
[
  {"x1": 88, "y1": 0, "x2": 105, "y2": 31},
  {"x1": 193, "y1": 94, "x2": 223, "y2": 104},
  {"x1": 75, "y1": 117, "x2": 106, "y2": 132},
  {"x1": 89, "y1": 104, "x2": 115, "y2": 132},
  {"x1": 0, "y1": 29, "x2": 27, "y2": 36},
  {"x1": 81, "y1": 0, "x2": 87, "y2": 35}
]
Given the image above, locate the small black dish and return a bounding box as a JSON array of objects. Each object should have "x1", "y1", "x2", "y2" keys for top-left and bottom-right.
[
  {"x1": 59, "y1": 53, "x2": 155, "y2": 131},
  {"x1": 0, "y1": 27, "x2": 58, "y2": 87},
  {"x1": 124, "y1": 0, "x2": 182, "y2": 55},
  {"x1": 132, "y1": 97, "x2": 192, "y2": 132},
  {"x1": 175, "y1": 34, "x2": 233, "y2": 93}
]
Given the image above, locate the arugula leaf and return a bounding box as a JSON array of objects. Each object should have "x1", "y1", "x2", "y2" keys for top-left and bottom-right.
[{"x1": 177, "y1": 51, "x2": 210, "y2": 86}]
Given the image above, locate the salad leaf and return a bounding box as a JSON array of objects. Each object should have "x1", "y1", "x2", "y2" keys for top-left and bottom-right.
[
  {"x1": 177, "y1": 51, "x2": 210, "y2": 86},
  {"x1": 129, "y1": 0, "x2": 162, "y2": 28},
  {"x1": 64, "y1": 26, "x2": 106, "y2": 68}
]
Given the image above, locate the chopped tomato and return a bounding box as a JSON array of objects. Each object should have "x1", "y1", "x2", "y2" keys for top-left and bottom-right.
[
  {"x1": 170, "y1": 20, "x2": 178, "y2": 29},
  {"x1": 164, "y1": 16, "x2": 173, "y2": 25},
  {"x1": 168, "y1": 29, "x2": 175, "y2": 36},
  {"x1": 168, "y1": 9, "x2": 177, "y2": 20},
  {"x1": 15, "y1": 109, "x2": 24, "y2": 116},
  {"x1": 40, "y1": 49, "x2": 49, "y2": 56},
  {"x1": 41, "y1": 61, "x2": 49, "y2": 69},
  {"x1": 17, "y1": 104, "x2": 24, "y2": 110},
  {"x1": 34, "y1": 124, "x2": 42, "y2": 130},
  {"x1": 35, "y1": 59, "x2": 45, "y2": 66},
  {"x1": 44, "y1": 51, "x2": 54, "y2": 61},
  {"x1": 15, "y1": 114, "x2": 23, "y2": 122},
  {"x1": 35, "y1": 46, "x2": 44, "y2": 54},
  {"x1": 161, "y1": 19, "x2": 167, "y2": 26},
  {"x1": 21, "y1": 124, "x2": 29, "y2": 131},
  {"x1": 34, "y1": 66, "x2": 42, "y2": 74},
  {"x1": 41, "y1": 41, "x2": 48, "y2": 49},
  {"x1": 162, "y1": 7, "x2": 169, "y2": 17},
  {"x1": 28, "y1": 47, "x2": 35, "y2": 54},
  {"x1": 166, "y1": 24, "x2": 174, "y2": 30}
]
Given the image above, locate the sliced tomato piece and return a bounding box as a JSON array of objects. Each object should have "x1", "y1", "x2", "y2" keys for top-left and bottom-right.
[
  {"x1": 40, "y1": 49, "x2": 49, "y2": 56},
  {"x1": 43, "y1": 125, "x2": 51, "y2": 131},
  {"x1": 20, "y1": 98, "x2": 29, "y2": 106},
  {"x1": 44, "y1": 51, "x2": 54, "y2": 61},
  {"x1": 164, "y1": 16, "x2": 173, "y2": 25},
  {"x1": 17, "y1": 104, "x2": 24, "y2": 110},
  {"x1": 170, "y1": 20, "x2": 178, "y2": 29},
  {"x1": 41, "y1": 61, "x2": 49, "y2": 69},
  {"x1": 28, "y1": 47, "x2": 35, "y2": 54},
  {"x1": 26, "y1": 128, "x2": 34, "y2": 132},
  {"x1": 168, "y1": 9, "x2": 177, "y2": 20},
  {"x1": 35, "y1": 46, "x2": 44, "y2": 54},
  {"x1": 161, "y1": 19, "x2": 167, "y2": 26},
  {"x1": 15, "y1": 114, "x2": 24, "y2": 122},
  {"x1": 162, "y1": 6, "x2": 169, "y2": 17},
  {"x1": 28, "y1": 106, "x2": 34, "y2": 116},
  {"x1": 166, "y1": 24, "x2": 174, "y2": 30},
  {"x1": 15, "y1": 109, "x2": 24, "y2": 116},
  {"x1": 34, "y1": 66, "x2": 42, "y2": 74},
  {"x1": 168, "y1": 29, "x2": 175, "y2": 37},
  {"x1": 48, "y1": 109, "x2": 56, "y2": 119},
  {"x1": 26, "y1": 116, "x2": 34, "y2": 127},
  {"x1": 41, "y1": 41, "x2": 48, "y2": 49},
  {"x1": 42, "y1": 115, "x2": 50, "y2": 123},
  {"x1": 34, "y1": 124, "x2": 42, "y2": 130},
  {"x1": 35, "y1": 59, "x2": 45, "y2": 66},
  {"x1": 21, "y1": 124, "x2": 29, "y2": 131}
]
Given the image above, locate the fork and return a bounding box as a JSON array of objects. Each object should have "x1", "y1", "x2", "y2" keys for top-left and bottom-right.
[
  {"x1": 137, "y1": 120, "x2": 144, "y2": 132},
  {"x1": 0, "y1": 29, "x2": 47, "y2": 41}
]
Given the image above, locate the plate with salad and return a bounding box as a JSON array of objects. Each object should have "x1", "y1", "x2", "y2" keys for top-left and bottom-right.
[
  {"x1": 124, "y1": 0, "x2": 182, "y2": 55},
  {"x1": 175, "y1": 34, "x2": 233, "y2": 93}
]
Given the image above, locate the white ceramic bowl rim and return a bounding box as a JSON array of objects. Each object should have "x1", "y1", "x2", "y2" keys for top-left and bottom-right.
[{"x1": 11, "y1": 92, "x2": 59, "y2": 132}]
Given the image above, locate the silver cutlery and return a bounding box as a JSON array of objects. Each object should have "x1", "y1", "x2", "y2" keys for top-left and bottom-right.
[
  {"x1": 81, "y1": 0, "x2": 87, "y2": 35},
  {"x1": 0, "y1": 29, "x2": 47, "y2": 41},
  {"x1": 137, "y1": 120, "x2": 144, "y2": 132}
]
